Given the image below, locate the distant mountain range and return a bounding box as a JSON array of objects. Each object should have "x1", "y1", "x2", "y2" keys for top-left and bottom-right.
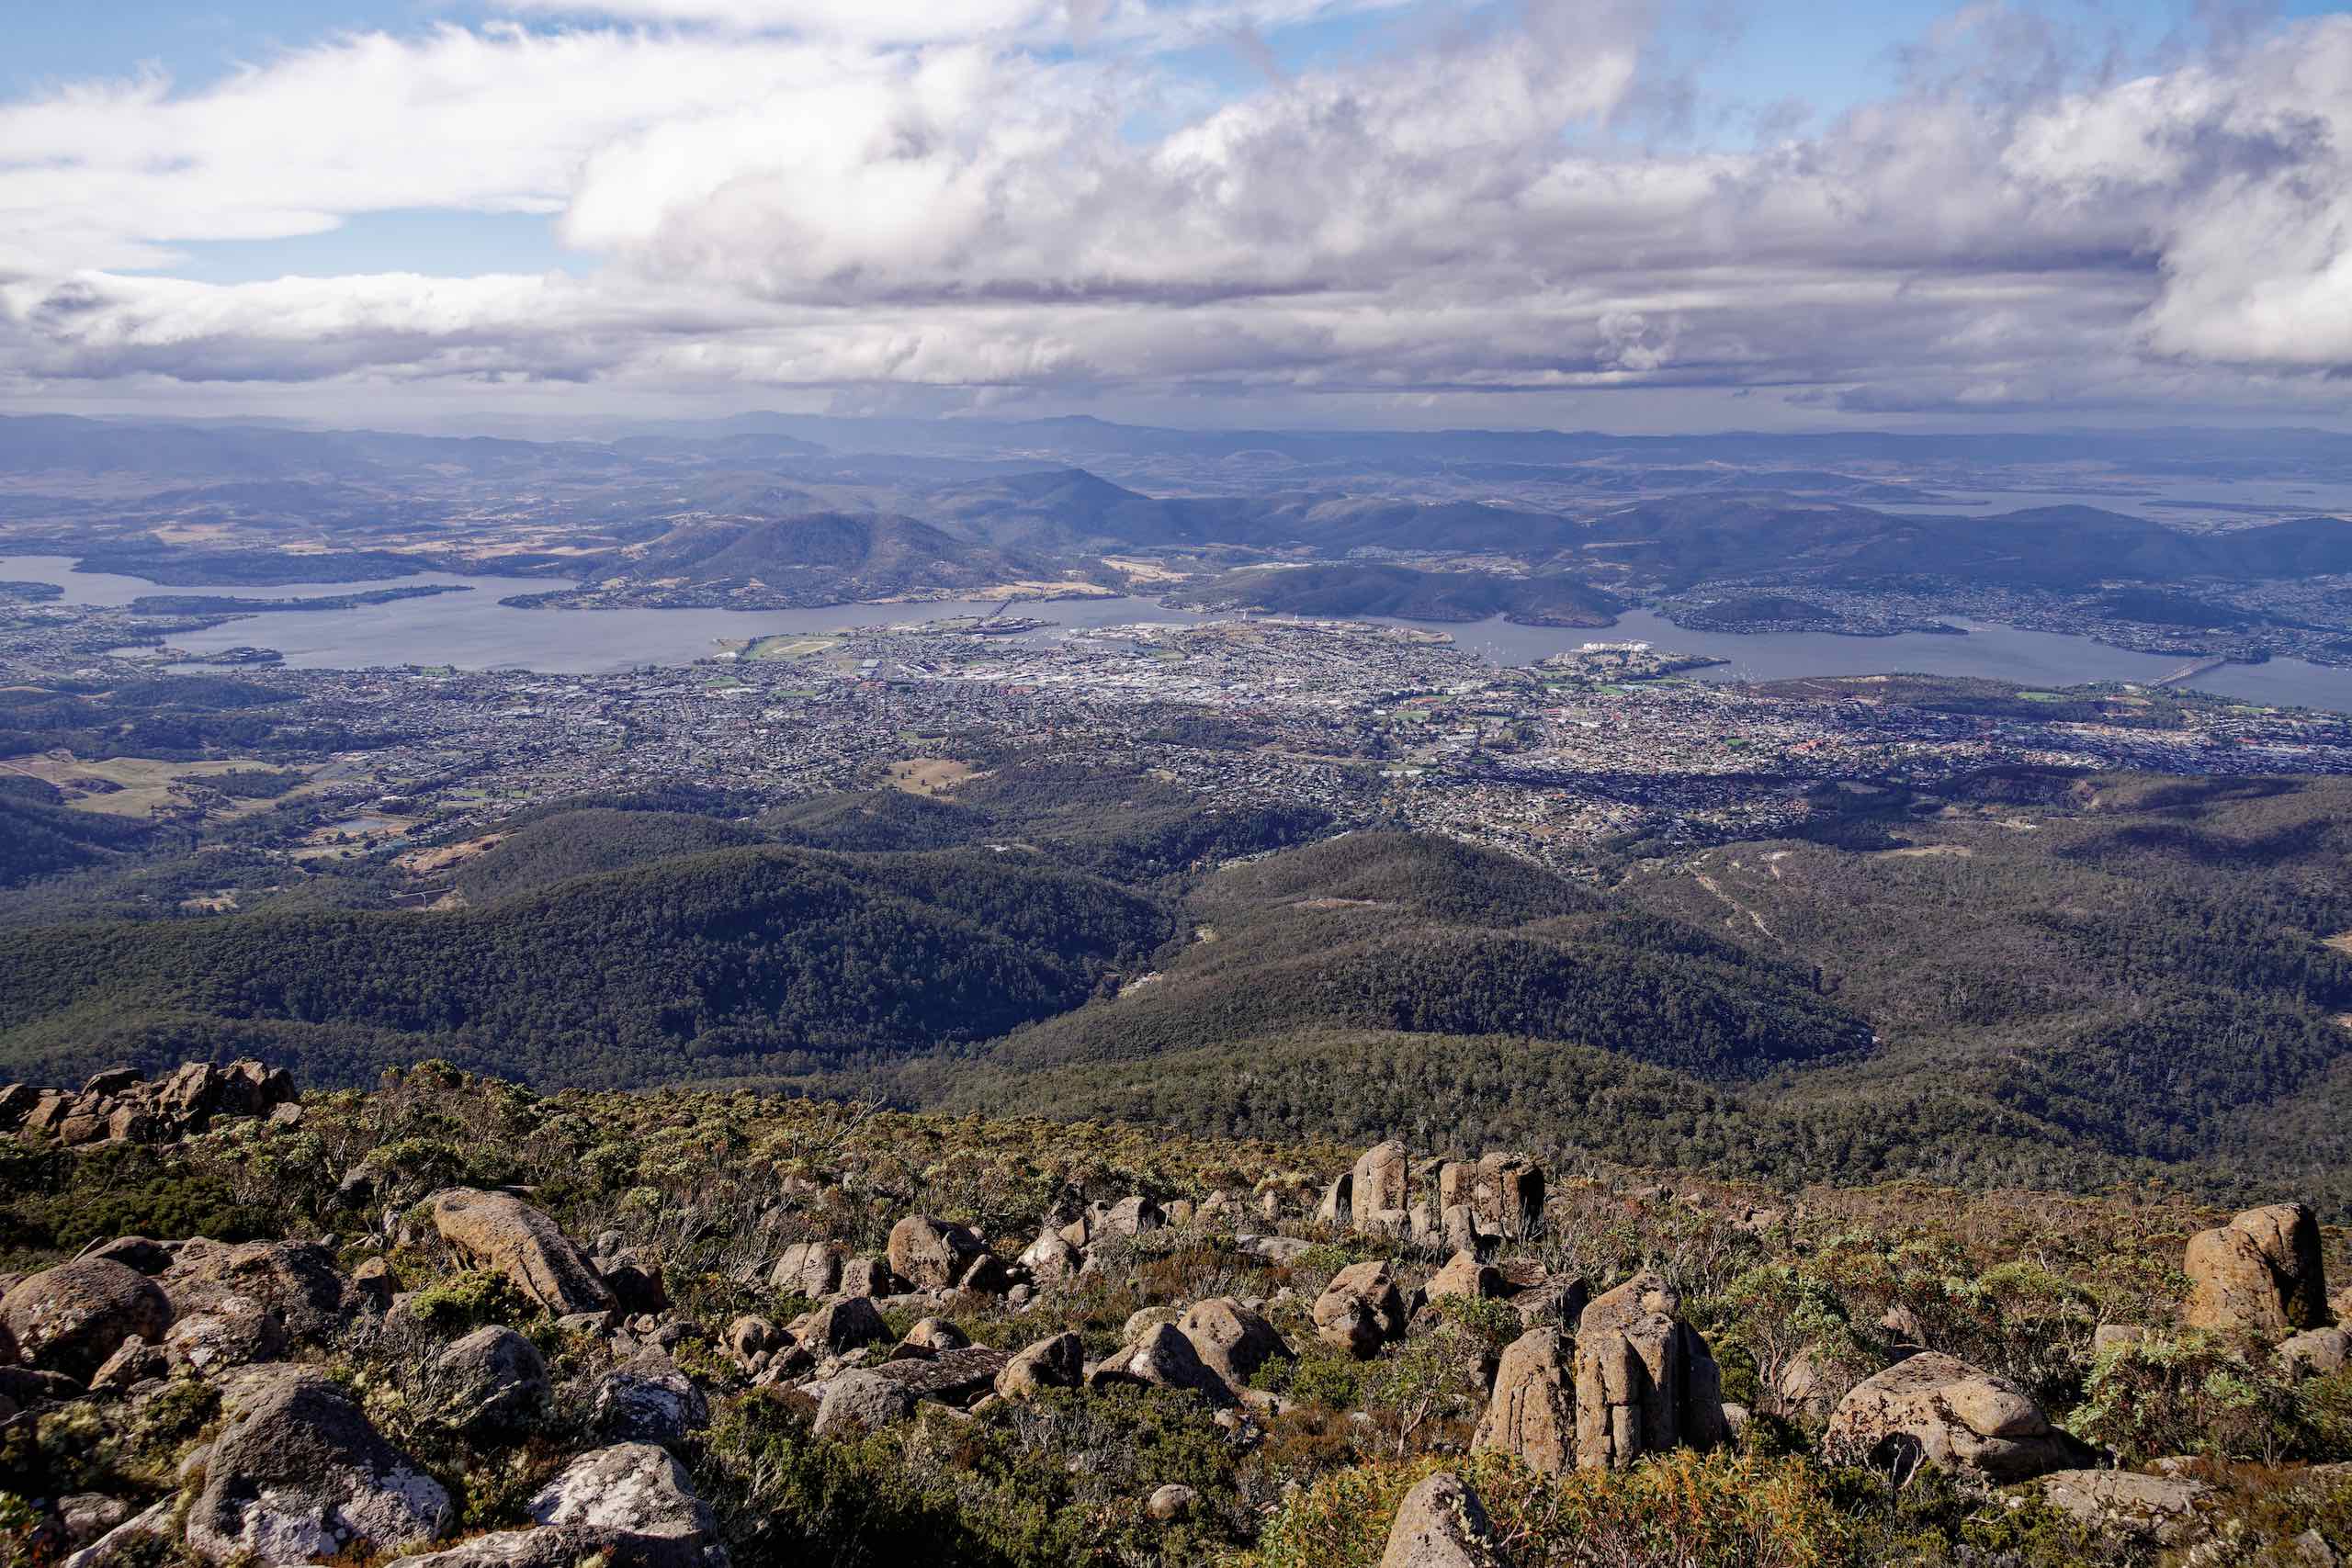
[{"x1": 4, "y1": 412, "x2": 2350, "y2": 621}]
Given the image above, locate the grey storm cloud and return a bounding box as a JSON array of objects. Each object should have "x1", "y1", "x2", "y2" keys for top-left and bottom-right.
[{"x1": 4, "y1": 0, "x2": 2352, "y2": 419}]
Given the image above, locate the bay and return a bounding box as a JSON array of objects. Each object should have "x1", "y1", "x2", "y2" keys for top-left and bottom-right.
[{"x1": 5, "y1": 554, "x2": 2345, "y2": 712}]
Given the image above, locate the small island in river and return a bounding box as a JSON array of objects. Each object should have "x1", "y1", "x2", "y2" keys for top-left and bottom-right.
[{"x1": 126, "y1": 584, "x2": 474, "y2": 615}]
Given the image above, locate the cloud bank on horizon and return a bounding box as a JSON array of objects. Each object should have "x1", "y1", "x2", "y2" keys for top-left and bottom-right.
[{"x1": 3, "y1": 0, "x2": 2352, "y2": 427}]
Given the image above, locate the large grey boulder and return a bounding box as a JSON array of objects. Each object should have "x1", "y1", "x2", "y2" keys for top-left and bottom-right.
[
  {"x1": 1017, "y1": 1229, "x2": 1082, "y2": 1285},
  {"x1": 995, "y1": 1331, "x2": 1087, "y2": 1401},
  {"x1": 431, "y1": 1189, "x2": 615, "y2": 1318},
  {"x1": 1179, "y1": 1297, "x2": 1292, "y2": 1385},
  {"x1": 530, "y1": 1442, "x2": 722, "y2": 1556},
  {"x1": 1573, "y1": 1269, "x2": 1728, "y2": 1470},
  {"x1": 1379, "y1": 1472, "x2": 1507, "y2": 1568},
  {"x1": 834, "y1": 1256, "x2": 899, "y2": 1299},
  {"x1": 0, "y1": 1259, "x2": 172, "y2": 1379},
  {"x1": 892, "y1": 1316, "x2": 969, "y2": 1359},
  {"x1": 158, "y1": 1239, "x2": 348, "y2": 1346},
  {"x1": 2034, "y1": 1470, "x2": 2211, "y2": 1546},
  {"x1": 185, "y1": 1369, "x2": 455, "y2": 1564},
  {"x1": 163, "y1": 1294, "x2": 287, "y2": 1377},
  {"x1": 887, "y1": 1215, "x2": 984, "y2": 1291},
  {"x1": 1474, "y1": 1326, "x2": 1576, "y2": 1475},
  {"x1": 854, "y1": 1347, "x2": 1011, "y2": 1407},
  {"x1": 813, "y1": 1369, "x2": 919, "y2": 1438},
  {"x1": 1086, "y1": 1322, "x2": 1236, "y2": 1405},
  {"x1": 431, "y1": 1325, "x2": 549, "y2": 1433},
  {"x1": 593, "y1": 1353, "x2": 710, "y2": 1445},
  {"x1": 1825, "y1": 1350, "x2": 2089, "y2": 1482},
  {"x1": 2184, "y1": 1203, "x2": 2331, "y2": 1338},
  {"x1": 1314, "y1": 1260, "x2": 1407, "y2": 1358},
  {"x1": 2278, "y1": 1327, "x2": 2352, "y2": 1380},
  {"x1": 1096, "y1": 1196, "x2": 1165, "y2": 1239},
  {"x1": 768, "y1": 1241, "x2": 844, "y2": 1298},
  {"x1": 789, "y1": 1295, "x2": 888, "y2": 1355}
]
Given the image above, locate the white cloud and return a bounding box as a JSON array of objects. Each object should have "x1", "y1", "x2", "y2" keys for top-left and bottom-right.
[{"x1": 4, "y1": 3, "x2": 2352, "y2": 420}]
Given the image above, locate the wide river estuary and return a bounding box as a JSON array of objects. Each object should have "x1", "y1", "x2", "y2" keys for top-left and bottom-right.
[{"x1": 6, "y1": 555, "x2": 2346, "y2": 713}]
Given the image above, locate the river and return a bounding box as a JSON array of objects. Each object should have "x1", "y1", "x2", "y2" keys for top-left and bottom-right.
[{"x1": 6, "y1": 554, "x2": 2346, "y2": 712}]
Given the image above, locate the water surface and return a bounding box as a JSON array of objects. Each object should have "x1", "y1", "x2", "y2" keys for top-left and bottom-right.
[{"x1": 6, "y1": 555, "x2": 2344, "y2": 712}]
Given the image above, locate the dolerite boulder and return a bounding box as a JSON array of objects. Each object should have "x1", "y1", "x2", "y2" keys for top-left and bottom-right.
[
  {"x1": 1096, "y1": 1195, "x2": 1165, "y2": 1239},
  {"x1": 725, "y1": 1315, "x2": 782, "y2": 1363},
  {"x1": 1148, "y1": 1484, "x2": 1197, "y2": 1522},
  {"x1": 892, "y1": 1316, "x2": 969, "y2": 1359},
  {"x1": 769, "y1": 1241, "x2": 844, "y2": 1298},
  {"x1": 888, "y1": 1215, "x2": 986, "y2": 1291},
  {"x1": 432, "y1": 1190, "x2": 616, "y2": 1318},
  {"x1": 59, "y1": 1498, "x2": 174, "y2": 1568},
  {"x1": 1351, "y1": 1141, "x2": 1410, "y2": 1233},
  {"x1": 790, "y1": 1296, "x2": 888, "y2": 1355},
  {"x1": 1179, "y1": 1297, "x2": 1292, "y2": 1385},
  {"x1": 0, "y1": 1259, "x2": 172, "y2": 1379},
  {"x1": 1425, "y1": 1251, "x2": 1503, "y2": 1302},
  {"x1": 2278, "y1": 1327, "x2": 2352, "y2": 1379},
  {"x1": 58, "y1": 1493, "x2": 130, "y2": 1547},
  {"x1": 1572, "y1": 1269, "x2": 1728, "y2": 1470},
  {"x1": 1124, "y1": 1306, "x2": 1182, "y2": 1341},
  {"x1": 996, "y1": 1331, "x2": 1087, "y2": 1401},
  {"x1": 1825, "y1": 1351, "x2": 2089, "y2": 1481},
  {"x1": 602, "y1": 1262, "x2": 667, "y2": 1315},
  {"x1": 593, "y1": 1354, "x2": 710, "y2": 1444},
  {"x1": 1017, "y1": 1229, "x2": 1082, "y2": 1285},
  {"x1": 1317, "y1": 1172, "x2": 1354, "y2": 1230},
  {"x1": 2184, "y1": 1203, "x2": 2332, "y2": 1337},
  {"x1": 1314, "y1": 1261, "x2": 1408, "y2": 1358},
  {"x1": 529, "y1": 1442, "x2": 725, "y2": 1564},
  {"x1": 1378, "y1": 1472, "x2": 1508, "y2": 1568},
  {"x1": 1088, "y1": 1322, "x2": 1238, "y2": 1405},
  {"x1": 836, "y1": 1256, "x2": 899, "y2": 1299},
  {"x1": 159, "y1": 1239, "x2": 349, "y2": 1348},
  {"x1": 431, "y1": 1325, "x2": 549, "y2": 1433},
  {"x1": 1475, "y1": 1156, "x2": 1545, "y2": 1241},
  {"x1": 75, "y1": 1236, "x2": 174, "y2": 1275},
  {"x1": 1474, "y1": 1326, "x2": 1576, "y2": 1474},
  {"x1": 186, "y1": 1369, "x2": 455, "y2": 1564},
  {"x1": 2035, "y1": 1471, "x2": 2211, "y2": 1547},
  {"x1": 1440, "y1": 1156, "x2": 1545, "y2": 1243},
  {"x1": 860, "y1": 1347, "x2": 1012, "y2": 1407},
  {"x1": 813, "y1": 1370, "x2": 919, "y2": 1438},
  {"x1": 89, "y1": 1336, "x2": 170, "y2": 1392},
  {"x1": 164, "y1": 1295, "x2": 287, "y2": 1377}
]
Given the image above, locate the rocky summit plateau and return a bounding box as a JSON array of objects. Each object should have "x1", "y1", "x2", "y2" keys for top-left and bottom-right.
[{"x1": 1, "y1": 1063, "x2": 2347, "y2": 1566}]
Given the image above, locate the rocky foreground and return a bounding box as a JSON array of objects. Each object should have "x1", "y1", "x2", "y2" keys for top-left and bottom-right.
[{"x1": 0, "y1": 1063, "x2": 2348, "y2": 1567}]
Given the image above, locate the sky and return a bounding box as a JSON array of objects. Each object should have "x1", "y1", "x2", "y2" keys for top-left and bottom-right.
[{"x1": 4, "y1": 0, "x2": 2352, "y2": 434}]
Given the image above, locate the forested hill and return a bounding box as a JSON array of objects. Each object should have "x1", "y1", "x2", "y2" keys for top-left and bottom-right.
[
  {"x1": 957, "y1": 832, "x2": 1876, "y2": 1086},
  {"x1": 6, "y1": 765, "x2": 2352, "y2": 1210},
  {"x1": 0, "y1": 845, "x2": 1169, "y2": 1088},
  {"x1": 925, "y1": 780, "x2": 2352, "y2": 1213},
  {"x1": 451, "y1": 808, "x2": 771, "y2": 905}
]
